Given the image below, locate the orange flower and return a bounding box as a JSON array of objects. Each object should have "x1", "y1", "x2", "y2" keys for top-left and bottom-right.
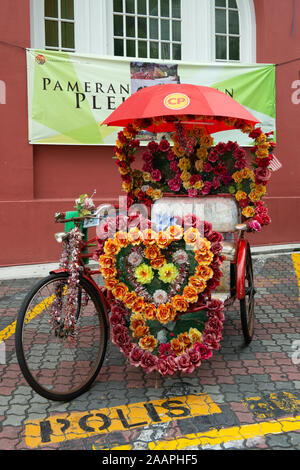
[
  {"x1": 171, "y1": 295, "x2": 189, "y2": 313},
  {"x1": 194, "y1": 265, "x2": 214, "y2": 281},
  {"x1": 130, "y1": 313, "x2": 145, "y2": 330},
  {"x1": 177, "y1": 332, "x2": 192, "y2": 349},
  {"x1": 156, "y1": 231, "x2": 171, "y2": 249},
  {"x1": 104, "y1": 278, "x2": 119, "y2": 291},
  {"x1": 156, "y1": 304, "x2": 173, "y2": 324},
  {"x1": 142, "y1": 229, "x2": 157, "y2": 245},
  {"x1": 165, "y1": 225, "x2": 184, "y2": 241},
  {"x1": 144, "y1": 244, "x2": 161, "y2": 260},
  {"x1": 195, "y1": 251, "x2": 214, "y2": 266},
  {"x1": 132, "y1": 297, "x2": 146, "y2": 314},
  {"x1": 112, "y1": 282, "x2": 128, "y2": 301},
  {"x1": 183, "y1": 227, "x2": 200, "y2": 245},
  {"x1": 128, "y1": 227, "x2": 144, "y2": 245},
  {"x1": 139, "y1": 335, "x2": 158, "y2": 352},
  {"x1": 183, "y1": 285, "x2": 199, "y2": 304},
  {"x1": 189, "y1": 276, "x2": 207, "y2": 293},
  {"x1": 99, "y1": 254, "x2": 116, "y2": 269},
  {"x1": 242, "y1": 206, "x2": 255, "y2": 218},
  {"x1": 132, "y1": 324, "x2": 150, "y2": 339},
  {"x1": 170, "y1": 338, "x2": 185, "y2": 356},
  {"x1": 100, "y1": 267, "x2": 117, "y2": 279},
  {"x1": 194, "y1": 238, "x2": 211, "y2": 254},
  {"x1": 123, "y1": 291, "x2": 138, "y2": 309},
  {"x1": 115, "y1": 231, "x2": 128, "y2": 247},
  {"x1": 143, "y1": 303, "x2": 157, "y2": 321},
  {"x1": 104, "y1": 239, "x2": 121, "y2": 256},
  {"x1": 150, "y1": 256, "x2": 166, "y2": 269}
]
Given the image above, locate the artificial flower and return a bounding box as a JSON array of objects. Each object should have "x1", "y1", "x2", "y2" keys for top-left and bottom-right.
[
  {"x1": 134, "y1": 263, "x2": 154, "y2": 284},
  {"x1": 242, "y1": 206, "x2": 256, "y2": 218},
  {"x1": 153, "y1": 289, "x2": 168, "y2": 305},
  {"x1": 189, "y1": 327, "x2": 203, "y2": 344},
  {"x1": 158, "y1": 263, "x2": 179, "y2": 283},
  {"x1": 139, "y1": 335, "x2": 158, "y2": 352}
]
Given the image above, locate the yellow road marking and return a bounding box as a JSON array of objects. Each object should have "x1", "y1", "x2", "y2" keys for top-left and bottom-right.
[
  {"x1": 25, "y1": 394, "x2": 221, "y2": 448},
  {"x1": 292, "y1": 253, "x2": 300, "y2": 302},
  {"x1": 101, "y1": 415, "x2": 300, "y2": 450},
  {"x1": 0, "y1": 296, "x2": 55, "y2": 343}
]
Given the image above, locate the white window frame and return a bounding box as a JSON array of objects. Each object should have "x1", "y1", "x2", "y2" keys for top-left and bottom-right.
[{"x1": 30, "y1": 0, "x2": 256, "y2": 63}]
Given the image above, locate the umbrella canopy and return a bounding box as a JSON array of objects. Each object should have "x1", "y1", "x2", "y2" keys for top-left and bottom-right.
[{"x1": 101, "y1": 83, "x2": 260, "y2": 133}]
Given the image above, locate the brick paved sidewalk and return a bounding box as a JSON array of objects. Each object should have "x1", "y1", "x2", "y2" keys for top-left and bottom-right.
[{"x1": 0, "y1": 253, "x2": 300, "y2": 450}]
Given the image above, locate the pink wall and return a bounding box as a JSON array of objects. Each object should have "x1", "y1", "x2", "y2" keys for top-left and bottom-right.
[{"x1": 0, "y1": 0, "x2": 300, "y2": 266}]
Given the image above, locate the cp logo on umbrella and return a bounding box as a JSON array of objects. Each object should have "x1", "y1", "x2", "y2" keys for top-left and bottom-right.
[{"x1": 164, "y1": 93, "x2": 190, "y2": 110}]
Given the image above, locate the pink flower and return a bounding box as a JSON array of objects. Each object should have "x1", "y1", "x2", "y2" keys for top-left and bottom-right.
[
  {"x1": 188, "y1": 188, "x2": 198, "y2": 197},
  {"x1": 201, "y1": 181, "x2": 213, "y2": 195},
  {"x1": 175, "y1": 353, "x2": 195, "y2": 373},
  {"x1": 170, "y1": 161, "x2": 179, "y2": 173},
  {"x1": 187, "y1": 348, "x2": 202, "y2": 367},
  {"x1": 140, "y1": 351, "x2": 158, "y2": 373},
  {"x1": 189, "y1": 174, "x2": 202, "y2": 185},
  {"x1": 193, "y1": 343, "x2": 213, "y2": 360},
  {"x1": 168, "y1": 178, "x2": 181, "y2": 192},
  {"x1": 212, "y1": 177, "x2": 220, "y2": 189},
  {"x1": 208, "y1": 150, "x2": 219, "y2": 163},
  {"x1": 249, "y1": 220, "x2": 262, "y2": 232},
  {"x1": 129, "y1": 345, "x2": 144, "y2": 367},
  {"x1": 159, "y1": 343, "x2": 175, "y2": 360},
  {"x1": 151, "y1": 169, "x2": 162, "y2": 182},
  {"x1": 234, "y1": 159, "x2": 247, "y2": 170},
  {"x1": 121, "y1": 342, "x2": 134, "y2": 356},
  {"x1": 220, "y1": 173, "x2": 233, "y2": 185},
  {"x1": 203, "y1": 162, "x2": 213, "y2": 172}
]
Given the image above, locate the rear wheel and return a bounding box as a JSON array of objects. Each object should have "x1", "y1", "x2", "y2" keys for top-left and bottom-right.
[
  {"x1": 15, "y1": 272, "x2": 108, "y2": 401},
  {"x1": 240, "y1": 245, "x2": 255, "y2": 345}
]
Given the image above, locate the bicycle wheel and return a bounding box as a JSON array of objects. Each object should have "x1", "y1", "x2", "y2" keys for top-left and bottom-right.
[
  {"x1": 15, "y1": 272, "x2": 108, "y2": 401},
  {"x1": 240, "y1": 244, "x2": 255, "y2": 345}
]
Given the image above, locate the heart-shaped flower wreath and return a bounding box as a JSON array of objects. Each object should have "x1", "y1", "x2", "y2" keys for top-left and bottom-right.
[{"x1": 99, "y1": 223, "x2": 225, "y2": 375}]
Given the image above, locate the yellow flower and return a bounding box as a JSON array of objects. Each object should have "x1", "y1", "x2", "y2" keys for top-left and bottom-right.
[
  {"x1": 173, "y1": 143, "x2": 185, "y2": 157},
  {"x1": 195, "y1": 159, "x2": 204, "y2": 172},
  {"x1": 196, "y1": 147, "x2": 208, "y2": 160},
  {"x1": 143, "y1": 172, "x2": 152, "y2": 182},
  {"x1": 232, "y1": 171, "x2": 243, "y2": 183},
  {"x1": 158, "y1": 263, "x2": 179, "y2": 283},
  {"x1": 254, "y1": 184, "x2": 267, "y2": 196},
  {"x1": 249, "y1": 189, "x2": 262, "y2": 202},
  {"x1": 235, "y1": 190, "x2": 248, "y2": 201},
  {"x1": 241, "y1": 123, "x2": 254, "y2": 134},
  {"x1": 200, "y1": 134, "x2": 214, "y2": 148},
  {"x1": 139, "y1": 335, "x2": 158, "y2": 352},
  {"x1": 189, "y1": 327, "x2": 202, "y2": 344},
  {"x1": 180, "y1": 170, "x2": 192, "y2": 182},
  {"x1": 256, "y1": 149, "x2": 269, "y2": 158},
  {"x1": 194, "y1": 180, "x2": 204, "y2": 190},
  {"x1": 152, "y1": 189, "x2": 162, "y2": 200},
  {"x1": 122, "y1": 181, "x2": 133, "y2": 192},
  {"x1": 241, "y1": 168, "x2": 253, "y2": 179},
  {"x1": 178, "y1": 157, "x2": 191, "y2": 171},
  {"x1": 242, "y1": 206, "x2": 255, "y2": 218},
  {"x1": 134, "y1": 263, "x2": 154, "y2": 284},
  {"x1": 182, "y1": 180, "x2": 192, "y2": 190},
  {"x1": 257, "y1": 133, "x2": 267, "y2": 144}
]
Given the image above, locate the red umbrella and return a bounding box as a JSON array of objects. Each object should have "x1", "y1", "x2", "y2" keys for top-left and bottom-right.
[{"x1": 101, "y1": 83, "x2": 260, "y2": 133}]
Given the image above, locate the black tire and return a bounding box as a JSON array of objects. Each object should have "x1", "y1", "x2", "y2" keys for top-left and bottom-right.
[
  {"x1": 15, "y1": 272, "x2": 108, "y2": 401},
  {"x1": 240, "y1": 244, "x2": 255, "y2": 345}
]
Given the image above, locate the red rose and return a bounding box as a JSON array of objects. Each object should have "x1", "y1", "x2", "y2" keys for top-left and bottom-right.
[
  {"x1": 249, "y1": 127, "x2": 263, "y2": 139},
  {"x1": 159, "y1": 139, "x2": 170, "y2": 152},
  {"x1": 215, "y1": 143, "x2": 227, "y2": 155},
  {"x1": 257, "y1": 156, "x2": 272, "y2": 168},
  {"x1": 175, "y1": 353, "x2": 195, "y2": 373},
  {"x1": 213, "y1": 164, "x2": 227, "y2": 176},
  {"x1": 187, "y1": 348, "x2": 202, "y2": 367},
  {"x1": 129, "y1": 345, "x2": 144, "y2": 367},
  {"x1": 239, "y1": 198, "x2": 250, "y2": 208},
  {"x1": 148, "y1": 141, "x2": 159, "y2": 152},
  {"x1": 193, "y1": 343, "x2": 213, "y2": 360},
  {"x1": 255, "y1": 167, "x2": 271, "y2": 185},
  {"x1": 140, "y1": 351, "x2": 158, "y2": 373}
]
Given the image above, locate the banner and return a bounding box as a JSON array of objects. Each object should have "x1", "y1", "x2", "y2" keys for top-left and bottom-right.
[{"x1": 26, "y1": 49, "x2": 276, "y2": 146}]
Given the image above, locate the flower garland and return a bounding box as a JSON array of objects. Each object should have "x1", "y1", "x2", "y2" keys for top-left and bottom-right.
[
  {"x1": 99, "y1": 219, "x2": 225, "y2": 374},
  {"x1": 109, "y1": 297, "x2": 225, "y2": 375},
  {"x1": 113, "y1": 116, "x2": 276, "y2": 232},
  {"x1": 50, "y1": 227, "x2": 83, "y2": 339}
]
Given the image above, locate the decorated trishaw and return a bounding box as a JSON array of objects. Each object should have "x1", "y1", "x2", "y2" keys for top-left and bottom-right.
[{"x1": 15, "y1": 84, "x2": 276, "y2": 401}]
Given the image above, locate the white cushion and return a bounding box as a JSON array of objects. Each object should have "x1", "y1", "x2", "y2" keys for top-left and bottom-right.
[{"x1": 151, "y1": 196, "x2": 241, "y2": 233}]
